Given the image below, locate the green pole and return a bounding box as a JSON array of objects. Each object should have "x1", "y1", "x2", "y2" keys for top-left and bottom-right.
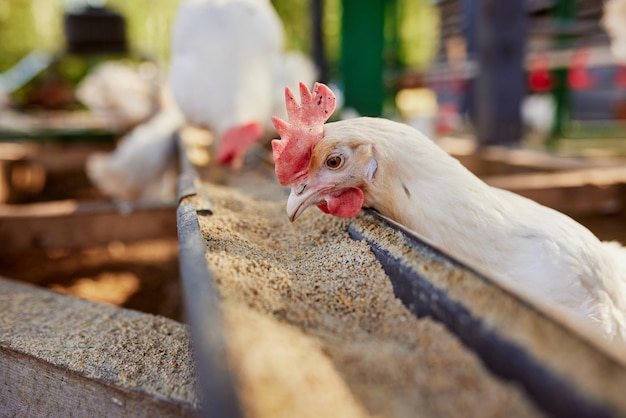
[
  {"x1": 341, "y1": 0, "x2": 385, "y2": 116},
  {"x1": 550, "y1": 0, "x2": 577, "y2": 144}
]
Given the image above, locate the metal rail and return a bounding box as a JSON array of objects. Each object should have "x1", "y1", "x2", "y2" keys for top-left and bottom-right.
[
  {"x1": 176, "y1": 138, "x2": 626, "y2": 418},
  {"x1": 176, "y1": 138, "x2": 243, "y2": 418},
  {"x1": 350, "y1": 209, "x2": 626, "y2": 418}
]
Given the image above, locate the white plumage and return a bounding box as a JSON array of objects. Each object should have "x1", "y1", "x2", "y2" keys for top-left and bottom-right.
[
  {"x1": 87, "y1": 0, "x2": 315, "y2": 200},
  {"x1": 275, "y1": 84, "x2": 626, "y2": 343},
  {"x1": 169, "y1": 0, "x2": 315, "y2": 166},
  {"x1": 76, "y1": 62, "x2": 160, "y2": 132},
  {"x1": 86, "y1": 105, "x2": 184, "y2": 202}
]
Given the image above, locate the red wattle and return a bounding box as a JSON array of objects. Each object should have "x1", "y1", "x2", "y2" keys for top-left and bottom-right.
[
  {"x1": 317, "y1": 188, "x2": 364, "y2": 218},
  {"x1": 317, "y1": 202, "x2": 331, "y2": 214}
]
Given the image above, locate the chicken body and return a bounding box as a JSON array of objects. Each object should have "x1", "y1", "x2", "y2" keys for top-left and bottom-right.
[
  {"x1": 87, "y1": 0, "x2": 315, "y2": 202},
  {"x1": 169, "y1": 0, "x2": 285, "y2": 166},
  {"x1": 86, "y1": 106, "x2": 184, "y2": 202},
  {"x1": 285, "y1": 117, "x2": 626, "y2": 342}
]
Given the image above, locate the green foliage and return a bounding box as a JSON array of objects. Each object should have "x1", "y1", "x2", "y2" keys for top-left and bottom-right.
[
  {"x1": 104, "y1": 0, "x2": 180, "y2": 65},
  {"x1": 271, "y1": 0, "x2": 311, "y2": 53},
  {"x1": 398, "y1": 0, "x2": 440, "y2": 70},
  {"x1": 0, "y1": 0, "x2": 64, "y2": 71},
  {"x1": 0, "y1": 0, "x2": 179, "y2": 72},
  {"x1": 0, "y1": 0, "x2": 440, "y2": 80}
]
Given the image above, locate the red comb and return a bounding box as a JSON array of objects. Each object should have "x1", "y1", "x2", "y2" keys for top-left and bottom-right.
[{"x1": 271, "y1": 82, "x2": 336, "y2": 186}]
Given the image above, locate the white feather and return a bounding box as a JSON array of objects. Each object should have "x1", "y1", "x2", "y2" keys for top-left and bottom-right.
[
  {"x1": 88, "y1": 0, "x2": 316, "y2": 201},
  {"x1": 604, "y1": 0, "x2": 626, "y2": 63},
  {"x1": 324, "y1": 117, "x2": 626, "y2": 342},
  {"x1": 169, "y1": 0, "x2": 285, "y2": 138},
  {"x1": 86, "y1": 106, "x2": 184, "y2": 201}
]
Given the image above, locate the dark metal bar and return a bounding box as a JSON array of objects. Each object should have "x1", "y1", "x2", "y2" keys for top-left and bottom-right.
[
  {"x1": 176, "y1": 139, "x2": 243, "y2": 418},
  {"x1": 348, "y1": 210, "x2": 621, "y2": 418},
  {"x1": 310, "y1": 0, "x2": 328, "y2": 84}
]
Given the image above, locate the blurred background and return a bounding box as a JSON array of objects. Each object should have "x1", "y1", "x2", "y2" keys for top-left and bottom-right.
[
  {"x1": 1, "y1": 0, "x2": 625, "y2": 153},
  {"x1": 0, "y1": 0, "x2": 625, "y2": 317}
]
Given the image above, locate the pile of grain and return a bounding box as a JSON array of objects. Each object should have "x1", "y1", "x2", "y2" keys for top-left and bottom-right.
[{"x1": 195, "y1": 179, "x2": 543, "y2": 418}]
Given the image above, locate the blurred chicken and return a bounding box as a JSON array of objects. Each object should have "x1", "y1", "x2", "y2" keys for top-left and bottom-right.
[
  {"x1": 521, "y1": 93, "x2": 555, "y2": 136},
  {"x1": 522, "y1": 54, "x2": 555, "y2": 136},
  {"x1": 76, "y1": 62, "x2": 160, "y2": 132},
  {"x1": 87, "y1": 0, "x2": 315, "y2": 201},
  {"x1": 86, "y1": 104, "x2": 184, "y2": 203},
  {"x1": 272, "y1": 82, "x2": 626, "y2": 343},
  {"x1": 169, "y1": 0, "x2": 315, "y2": 168}
]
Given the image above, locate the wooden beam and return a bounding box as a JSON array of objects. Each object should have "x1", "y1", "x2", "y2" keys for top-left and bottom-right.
[
  {"x1": 1, "y1": 348, "x2": 195, "y2": 418},
  {"x1": 484, "y1": 166, "x2": 626, "y2": 216},
  {"x1": 0, "y1": 200, "x2": 176, "y2": 253}
]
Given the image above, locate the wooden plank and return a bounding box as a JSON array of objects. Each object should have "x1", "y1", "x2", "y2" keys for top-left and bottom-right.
[
  {"x1": 512, "y1": 183, "x2": 622, "y2": 216},
  {"x1": 0, "y1": 200, "x2": 177, "y2": 252},
  {"x1": 484, "y1": 166, "x2": 626, "y2": 216},
  {"x1": 1, "y1": 348, "x2": 194, "y2": 418},
  {"x1": 0, "y1": 277, "x2": 198, "y2": 417},
  {"x1": 0, "y1": 141, "x2": 113, "y2": 172},
  {"x1": 438, "y1": 138, "x2": 605, "y2": 176},
  {"x1": 485, "y1": 166, "x2": 626, "y2": 189}
]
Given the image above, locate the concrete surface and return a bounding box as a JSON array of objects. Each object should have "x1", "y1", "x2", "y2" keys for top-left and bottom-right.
[{"x1": 0, "y1": 277, "x2": 198, "y2": 417}]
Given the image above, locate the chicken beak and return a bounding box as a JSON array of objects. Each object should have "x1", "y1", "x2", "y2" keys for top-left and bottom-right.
[{"x1": 286, "y1": 183, "x2": 325, "y2": 222}]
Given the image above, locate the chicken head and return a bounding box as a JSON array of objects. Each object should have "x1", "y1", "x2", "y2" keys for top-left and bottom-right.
[
  {"x1": 284, "y1": 137, "x2": 378, "y2": 220},
  {"x1": 272, "y1": 83, "x2": 377, "y2": 220}
]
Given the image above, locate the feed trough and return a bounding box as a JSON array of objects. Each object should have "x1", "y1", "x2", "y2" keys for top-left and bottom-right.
[
  {"x1": 176, "y1": 142, "x2": 626, "y2": 418},
  {"x1": 1, "y1": 136, "x2": 626, "y2": 417},
  {"x1": 0, "y1": 198, "x2": 198, "y2": 417}
]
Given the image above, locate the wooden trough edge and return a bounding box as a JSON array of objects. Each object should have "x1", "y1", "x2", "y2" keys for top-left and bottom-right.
[
  {"x1": 350, "y1": 210, "x2": 626, "y2": 418},
  {"x1": 0, "y1": 199, "x2": 177, "y2": 253},
  {"x1": 483, "y1": 166, "x2": 626, "y2": 217},
  {"x1": 175, "y1": 134, "x2": 626, "y2": 417}
]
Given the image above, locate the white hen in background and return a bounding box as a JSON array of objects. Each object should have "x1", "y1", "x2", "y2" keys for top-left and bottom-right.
[
  {"x1": 169, "y1": 0, "x2": 314, "y2": 168},
  {"x1": 76, "y1": 62, "x2": 160, "y2": 132},
  {"x1": 86, "y1": 103, "x2": 184, "y2": 202},
  {"x1": 87, "y1": 0, "x2": 315, "y2": 201}
]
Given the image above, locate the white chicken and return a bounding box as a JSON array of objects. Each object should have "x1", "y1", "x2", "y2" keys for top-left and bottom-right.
[
  {"x1": 76, "y1": 62, "x2": 160, "y2": 132},
  {"x1": 86, "y1": 104, "x2": 184, "y2": 202},
  {"x1": 169, "y1": 0, "x2": 314, "y2": 168},
  {"x1": 87, "y1": 0, "x2": 315, "y2": 201},
  {"x1": 272, "y1": 82, "x2": 626, "y2": 343}
]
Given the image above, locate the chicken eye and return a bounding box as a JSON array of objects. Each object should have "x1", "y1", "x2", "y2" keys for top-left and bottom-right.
[{"x1": 326, "y1": 155, "x2": 343, "y2": 169}]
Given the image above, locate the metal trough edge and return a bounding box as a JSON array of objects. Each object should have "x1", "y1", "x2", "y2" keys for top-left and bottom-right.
[
  {"x1": 176, "y1": 139, "x2": 243, "y2": 418},
  {"x1": 176, "y1": 134, "x2": 626, "y2": 417},
  {"x1": 349, "y1": 210, "x2": 626, "y2": 418}
]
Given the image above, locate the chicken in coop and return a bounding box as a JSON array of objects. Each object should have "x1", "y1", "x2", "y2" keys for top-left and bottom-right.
[
  {"x1": 86, "y1": 0, "x2": 315, "y2": 202},
  {"x1": 86, "y1": 103, "x2": 184, "y2": 203},
  {"x1": 272, "y1": 82, "x2": 626, "y2": 343},
  {"x1": 76, "y1": 62, "x2": 161, "y2": 133},
  {"x1": 169, "y1": 0, "x2": 316, "y2": 169}
]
